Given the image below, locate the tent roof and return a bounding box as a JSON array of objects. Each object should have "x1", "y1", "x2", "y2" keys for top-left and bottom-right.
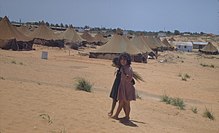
[
  {"x1": 200, "y1": 42, "x2": 219, "y2": 53},
  {"x1": 59, "y1": 27, "x2": 83, "y2": 42},
  {"x1": 162, "y1": 38, "x2": 174, "y2": 48},
  {"x1": 142, "y1": 36, "x2": 163, "y2": 49},
  {"x1": 29, "y1": 23, "x2": 60, "y2": 40},
  {"x1": 0, "y1": 16, "x2": 32, "y2": 41},
  {"x1": 17, "y1": 25, "x2": 31, "y2": 36},
  {"x1": 94, "y1": 33, "x2": 107, "y2": 43},
  {"x1": 91, "y1": 34, "x2": 142, "y2": 55},
  {"x1": 131, "y1": 36, "x2": 152, "y2": 53},
  {"x1": 81, "y1": 31, "x2": 95, "y2": 42}
]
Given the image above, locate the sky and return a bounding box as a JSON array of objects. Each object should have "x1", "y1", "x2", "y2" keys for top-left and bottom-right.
[{"x1": 0, "y1": 0, "x2": 219, "y2": 34}]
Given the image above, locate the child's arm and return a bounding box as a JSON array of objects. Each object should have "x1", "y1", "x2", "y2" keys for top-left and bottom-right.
[{"x1": 124, "y1": 67, "x2": 133, "y2": 82}]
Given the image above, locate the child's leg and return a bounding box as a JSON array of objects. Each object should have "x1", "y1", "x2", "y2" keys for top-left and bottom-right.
[
  {"x1": 108, "y1": 99, "x2": 117, "y2": 116},
  {"x1": 125, "y1": 101, "x2": 130, "y2": 120},
  {"x1": 112, "y1": 100, "x2": 124, "y2": 119}
]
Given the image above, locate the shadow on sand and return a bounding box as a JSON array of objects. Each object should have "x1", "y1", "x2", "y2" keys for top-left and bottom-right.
[{"x1": 118, "y1": 118, "x2": 146, "y2": 127}]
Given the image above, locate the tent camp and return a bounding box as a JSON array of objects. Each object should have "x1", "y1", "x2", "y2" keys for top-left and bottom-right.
[
  {"x1": 81, "y1": 31, "x2": 95, "y2": 43},
  {"x1": 29, "y1": 23, "x2": 64, "y2": 47},
  {"x1": 199, "y1": 42, "x2": 219, "y2": 55},
  {"x1": 59, "y1": 27, "x2": 83, "y2": 43},
  {"x1": 0, "y1": 16, "x2": 33, "y2": 50},
  {"x1": 89, "y1": 34, "x2": 143, "y2": 62}
]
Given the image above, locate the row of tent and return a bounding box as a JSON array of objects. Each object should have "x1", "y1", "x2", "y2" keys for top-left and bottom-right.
[
  {"x1": 0, "y1": 16, "x2": 218, "y2": 56},
  {"x1": 89, "y1": 34, "x2": 175, "y2": 62},
  {"x1": 0, "y1": 16, "x2": 108, "y2": 50}
]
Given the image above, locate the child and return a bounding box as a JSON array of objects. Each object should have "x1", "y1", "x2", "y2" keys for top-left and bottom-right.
[
  {"x1": 108, "y1": 57, "x2": 121, "y2": 117},
  {"x1": 112, "y1": 53, "x2": 136, "y2": 120}
]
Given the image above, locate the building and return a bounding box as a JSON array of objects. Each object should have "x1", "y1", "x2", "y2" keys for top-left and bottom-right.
[
  {"x1": 192, "y1": 42, "x2": 208, "y2": 49},
  {"x1": 158, "y1": 32, "x2": 166, "y2": 37},
  {"x1": 171, "y1": 41, "x2": 193, "y2": 52}
]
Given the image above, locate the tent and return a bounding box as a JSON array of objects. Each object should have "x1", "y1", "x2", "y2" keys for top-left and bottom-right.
[
  {"x1": 81, "y1": 31, "x2": 95, "y2": 43},
  {"x1": 162, "y1": 38, "x2": 175, "y2": 50},
  {"x1": 59, "y1": 27, "x2": 83, "y2": 43},
  {"x1": 29, "y1": 22, "x2": 64, "y2": 47},
  {"x1": 29, "y1": 23, "x2": 60, "y2": 40},
  {"x1": 0, "y1": 16, "x2": 33, "y2": 50},
  {"x1": 131, "y1": 36, "x2": 152, "y2": 53},
  {"x1": 131, "y1": 36, "x2": 153, "y2": 63},
  {"x1": 93, "y1": 33, "x2": 108, "y2": 45},
  {"x1": 0, "y1": 16, "x2": 32, "y2": 41},
  {"x1": 153, "y1": 37, "x2": 167, "y2": 49},
  {"x1": 200, "y1": 42, "x2": 219, "y2": 55},
  {"x1": 17, "y1": 25, "x2": 31, "y2": 36},
  {"x1": 89, "y1": 34, "x2": 143, "y2": 62},
  {"x1": 143, "y1": 36, "x2": 161, "y2": 50}
]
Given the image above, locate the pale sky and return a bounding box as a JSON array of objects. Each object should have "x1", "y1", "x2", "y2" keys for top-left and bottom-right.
[{"x1": 0, "y1": 0, "x2": 218, "y2": 34}]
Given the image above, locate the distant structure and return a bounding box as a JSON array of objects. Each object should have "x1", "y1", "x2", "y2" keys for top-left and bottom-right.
[
  {"x1": 200, "y1": 42, "x2": 219, "y2": 55},
  {"x1": 171, "y1": 41, "x2": 193, "y2": 52},
  {"x1": 192, "y1": 42, "x2": 208, "y2": 50},
  {"x1": 158, "y1": 32, "x2": 166, "y2": 37}
]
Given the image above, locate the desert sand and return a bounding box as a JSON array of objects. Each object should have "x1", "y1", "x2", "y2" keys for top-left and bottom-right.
[{"x1": 0, "y1": 45, "x2": 219, "y2": 133}]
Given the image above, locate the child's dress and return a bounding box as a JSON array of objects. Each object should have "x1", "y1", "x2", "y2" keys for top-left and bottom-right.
[
  {"x1": 117, "y1": 65, "x2": 136, "y2": 101},
  {"x1": 109, "y1": 67, "x2": 121, "y2": 100}
]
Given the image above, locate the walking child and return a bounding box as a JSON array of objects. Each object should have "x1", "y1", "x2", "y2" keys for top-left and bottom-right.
[
  {"x1": 108, "y1": 57, "x2": 121, "y2": 117},
  {"x1": 112, "y1": 53, "x2": 136, "y2": 120}
]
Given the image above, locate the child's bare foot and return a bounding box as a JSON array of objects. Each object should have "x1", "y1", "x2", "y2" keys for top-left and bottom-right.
[
  {"x1": 120, "y1": 116, "x2": 130, "y2": 120},
  {"x1": 108, "y1": 112, "x2": 113, "y2": 117},
  {"x1": 125, "y1": 116, "x2": 130, "y2": 120},
  {"x1": 111, "y1": 115, "x2": 119, "y2": 120}
]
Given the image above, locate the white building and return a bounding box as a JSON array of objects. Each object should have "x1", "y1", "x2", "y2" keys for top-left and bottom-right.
[
  {"x1": 158, "y1": 32, "x2": 166, "y2": 37},
  {"x1": 192, "y1": 42, "x2": 208, "y2": 49},
  {"x1": 171, "y1": 41, "x2": 193, "y2": 52}
]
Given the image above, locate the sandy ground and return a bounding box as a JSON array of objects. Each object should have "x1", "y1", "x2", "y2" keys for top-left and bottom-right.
[{"x1": 0, "y1": 45, "x2": 219, "y2": 133}]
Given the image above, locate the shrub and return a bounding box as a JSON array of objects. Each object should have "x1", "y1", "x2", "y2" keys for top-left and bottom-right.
[
  {"x1": 171, "y1": 98, "x2": 185, "y2": 110},
  {"x1": 179, "y1": 73, "x2": 190, "y2": 81},
  {"x1": 210, "y1": 64, "x2": 214, "y2": 68},
  {"x1": 39, "y1": 113, "x2": 53, "y2": 124},
  {"x1": 75, "y1": 78, "x2": 92, "y2": 92},
  {"x1": 161, "y1": 94, "x2": 185, "y2": 110},
  {"x1": 191, "y1": 107, "x2": 198, "y2": 114},
  {"x1": 203, "y1": 108, "x2": 215, "y2": 120},
  {"x1": 161, "y1": 94, "x2": 171, "y2": 104},
  {"x1": 200, "y1": 63, "x2": 215, "y2": 68},
  {"x1": 133, "y1": 71, "x2": 145, "y2": 82},
  {"x1": 181, "y1": 76, "x2": 187, "y2": 81},
  {"x1": 11, "y1": 60, "x2": 16, "y2": 64},
  {"x1": 184, "y1": 73, "x2": 190, "y2": 79}
]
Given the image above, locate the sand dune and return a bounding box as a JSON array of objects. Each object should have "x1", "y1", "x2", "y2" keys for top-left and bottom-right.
[{"x1": 0, "y1": 46, "x2": 219, "y2": 133}]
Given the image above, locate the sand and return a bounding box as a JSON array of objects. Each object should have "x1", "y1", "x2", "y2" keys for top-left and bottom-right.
[{"x1": 0, "y1": 46, "x2": 219, "y2": 133}]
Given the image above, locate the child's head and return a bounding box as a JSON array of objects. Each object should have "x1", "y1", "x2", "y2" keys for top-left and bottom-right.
[{"x1": 119, "y1": 53, "x2": 131, "y2": 66}]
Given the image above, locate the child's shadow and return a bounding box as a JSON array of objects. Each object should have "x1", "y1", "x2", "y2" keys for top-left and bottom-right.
[{"x1": 119, "y1": 118, "x2": 146, "y2": 127}]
